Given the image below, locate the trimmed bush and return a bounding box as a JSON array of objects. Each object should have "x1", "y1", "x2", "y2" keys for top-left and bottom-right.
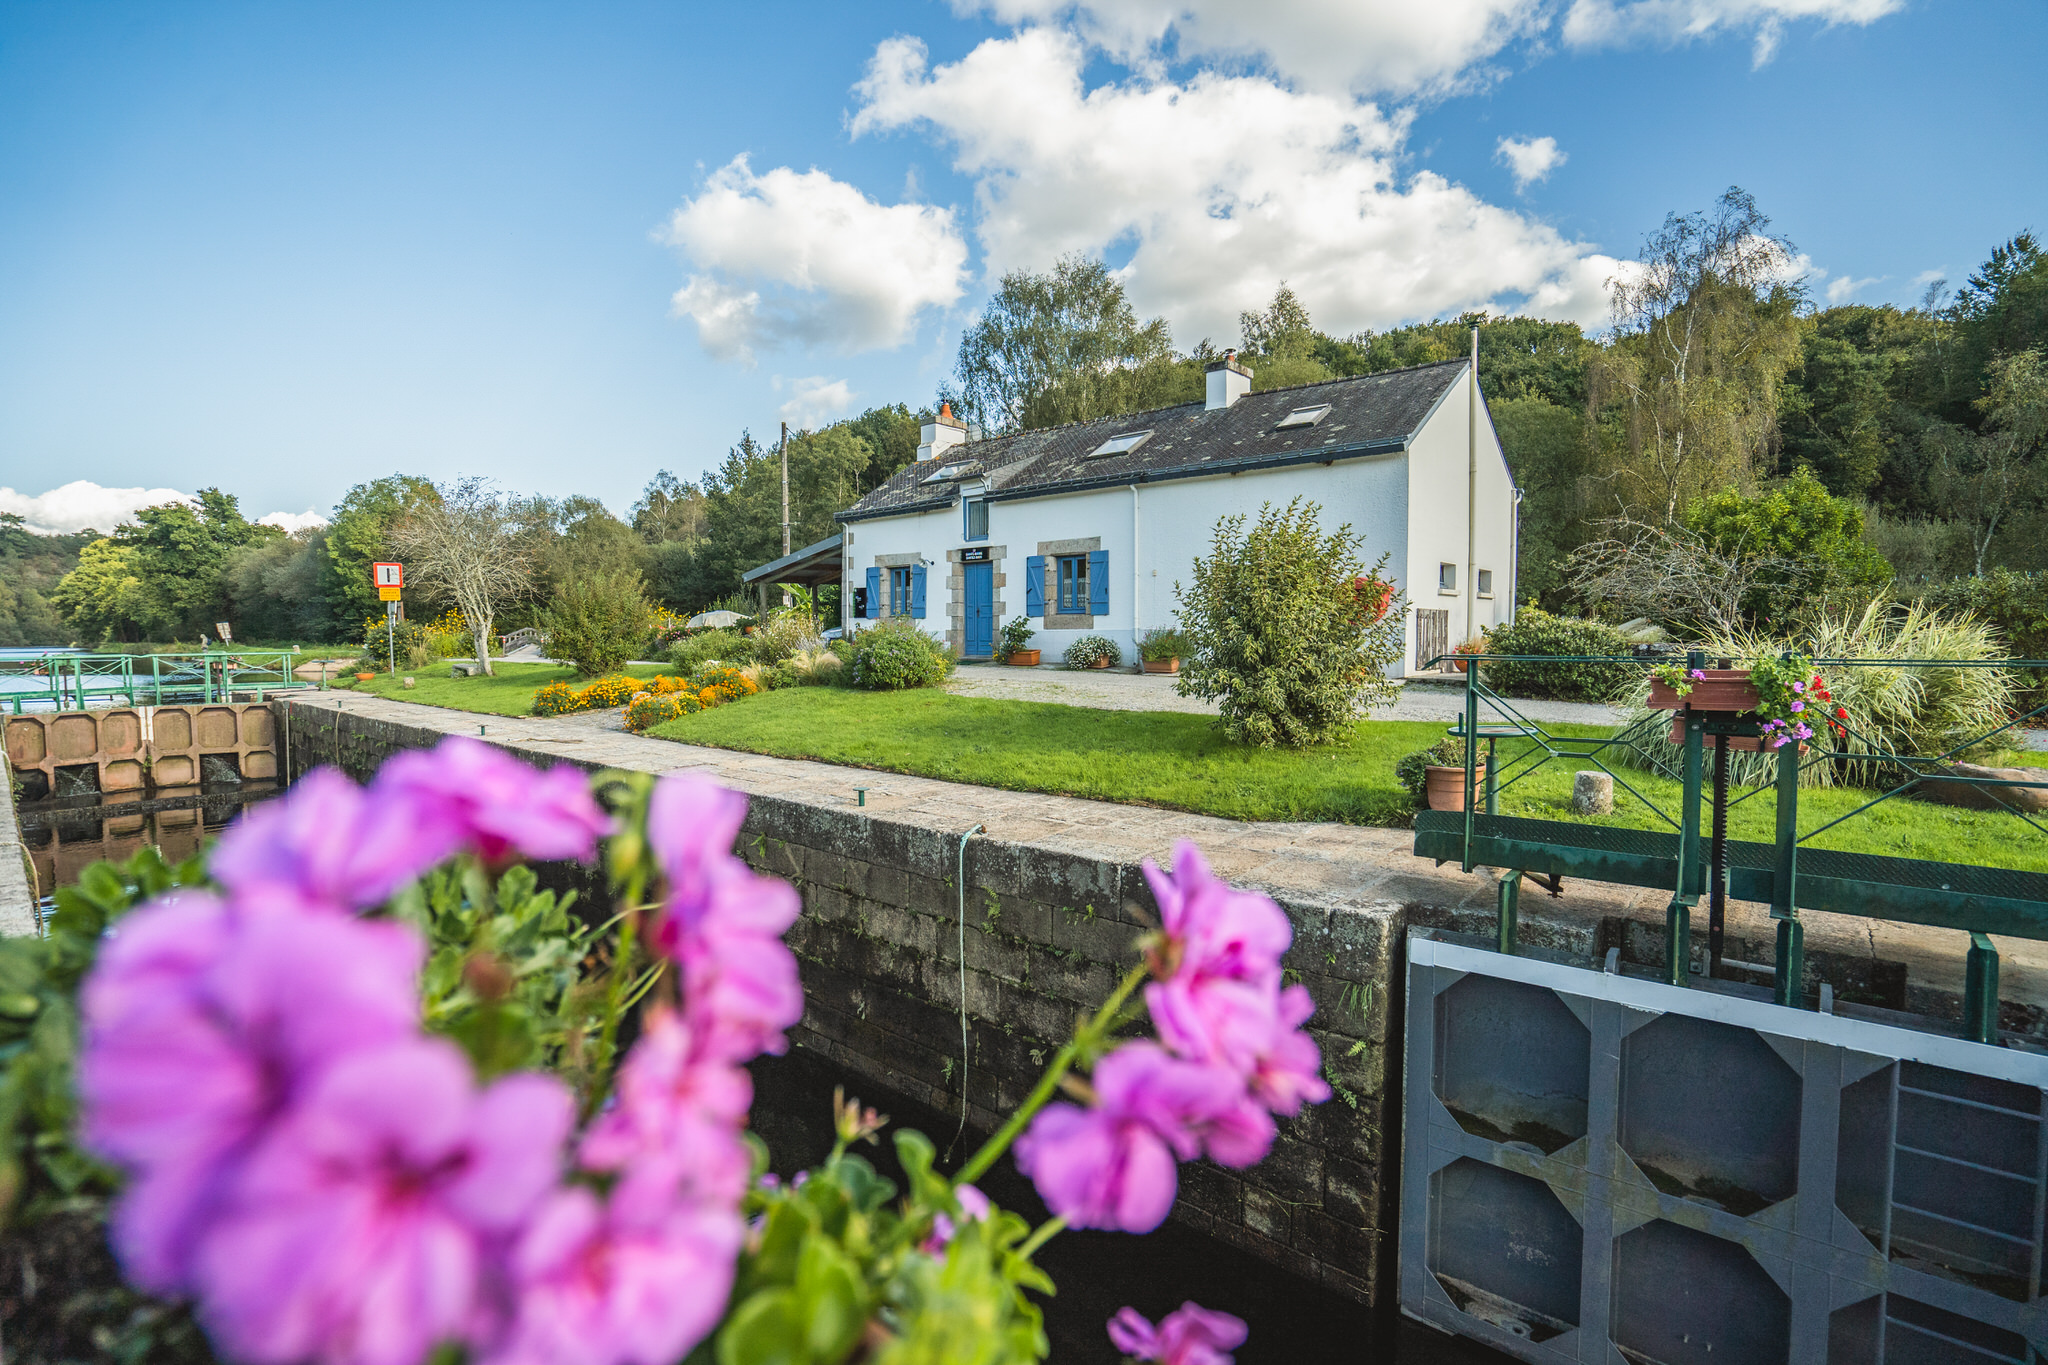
[
  {"x1": 668, "y1": 629, "x2": 755, "y2": 673},
  {"x1": 545, "y1": 571, "x2": 652, "y2": 678},
  {"x1": 1478, "y1": 608, "x2": 1635, "y2": 702},
  {"x1": 1063, "y1": 635, "x2": 1123, "y2": 669},
  {"x1": 1176, "y1": 497, "x2": 1406, "y2": 747},
  {"x1": 848, "y1": 617, "x2": 954, "y2": 690}
]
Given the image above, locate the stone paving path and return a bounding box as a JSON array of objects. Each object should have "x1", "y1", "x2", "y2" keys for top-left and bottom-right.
[{"x1": 292, "y1": 692, "x2": 2048, "y2": 1011}]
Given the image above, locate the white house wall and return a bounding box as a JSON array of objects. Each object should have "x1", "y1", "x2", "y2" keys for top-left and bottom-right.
[
  {"x1": 844, "y1": 455, "x2": 1417, "y2": 668},
  {"x1": 1402, "y1": 364, "x2": 1517, "y2": 666}
]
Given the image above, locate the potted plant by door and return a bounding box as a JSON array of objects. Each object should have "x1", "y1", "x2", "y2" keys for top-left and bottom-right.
[
  {"x1": 1063, "y1": 635, "x2": 1122, "y2": 670},
  {"x1": 1450, "y1": 637, "x2": 1487, "y2": 673},
  {"x1": 1353, "y1": 574, "x2": 1395, "y2": 624},
  {"x1": 1000, "y1": 616, "x2": 1040, "y2": 666},
  {"x1": 1139, "y1": 627, "x2": 1190, "y2": 674},
  {"x1": 1398, "y1": 737, "x2": 1484, "y2": 813}
]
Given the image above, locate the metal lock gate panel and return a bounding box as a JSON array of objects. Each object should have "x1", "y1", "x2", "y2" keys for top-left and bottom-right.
[{"x1": 1401, "y1": 931, "x2": 2048, "y2": 1364}]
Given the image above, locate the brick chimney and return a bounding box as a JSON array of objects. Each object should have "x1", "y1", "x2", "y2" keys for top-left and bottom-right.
[
  {"x1": 1205, "y1": 349, "x2": 1252, "y2": 411},
  {"x1": 917, "y1": 400, "x2": 969, "y2": 462}
]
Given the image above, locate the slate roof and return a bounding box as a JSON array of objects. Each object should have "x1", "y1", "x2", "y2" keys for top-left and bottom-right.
[{"x1": 836, "y1": 358, "x2": 1470, "y2": 525}]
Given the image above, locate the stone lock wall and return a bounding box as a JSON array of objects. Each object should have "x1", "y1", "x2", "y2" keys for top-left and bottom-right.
[{"x1": 732, "y1": 804, "x2": 1403, "y2": 1306}]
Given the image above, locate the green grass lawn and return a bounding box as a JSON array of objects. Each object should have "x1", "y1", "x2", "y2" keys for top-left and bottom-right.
[
  {"x1": 335, "y1": 661, "x2": 670, "y2": 716},
  {"x1": 649, "y1": 687, "x2": 2048, "y2": 871}
]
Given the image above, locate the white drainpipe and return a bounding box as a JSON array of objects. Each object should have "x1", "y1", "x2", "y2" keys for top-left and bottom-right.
[{"x1": 1129, "y1": 483, "x2": 1142, "y2": 663}]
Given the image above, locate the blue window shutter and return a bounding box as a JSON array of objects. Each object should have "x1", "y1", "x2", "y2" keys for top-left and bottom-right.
[
  {"x1": 1088, "y1": 550, "x2": 1109, "y2": 615},
  {"x1": 865, "y1": 567, "x2": 881, "y2": 618},
  {"x1": 910, "y1": 564, "x2": 927, "y2": 618},
  {"x1": 1025, "y1": 555, "x2": 1045, "y2": 616}
]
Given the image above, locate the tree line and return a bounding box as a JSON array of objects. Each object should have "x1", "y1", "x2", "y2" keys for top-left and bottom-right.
[{"x1": 4, "y1": 186, "x2": 2041, "y2": 648}]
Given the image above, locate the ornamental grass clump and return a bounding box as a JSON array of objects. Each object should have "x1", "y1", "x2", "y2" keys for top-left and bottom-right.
[
  {"x1": 1176, "y1": 498, "x2": 1405, "y2": 747},
  {"x1": 3, "y1": 732, "x2": 1307, "y2": 1363}
]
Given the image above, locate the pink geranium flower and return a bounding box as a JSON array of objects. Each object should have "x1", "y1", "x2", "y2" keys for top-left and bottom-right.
[
  {"x1": 1244, "y1": 985, "x2": 1331, "y2": 1118},
  {"x1": 579, "y1": 1008, "x2": 754, "y2": 1211},
  {"x1": 486, "y1": 1187, "x2": 744, "y2": 1365},
  {"x1": 209, "y1": 768, "x2": 461, "y2": 913},
  {"x1": 1014, "y1": 1043, "x2": 1246, "y2": 1233},
  {"x1": 378, "y1": 737, "x2": 612, "y2": 865},
  {"x1": 922, "y1": 1183, "x2": 991, "y2": 1254},
  {"x1": 1143, "y1": 843, "x2": 1292, "y2": 989},
  {"x1": 644, "y1": 775, "x2": 804, "y2": 1063},
  {"x1": 189, "y1": 1039, "x2": 572, "y2": 1365},
  {"x1": 78, "y1": 893, "x2": 424, "y2": 1292},
  {"x1": 1108, "y1": 1302, "x2": 1249, "y2": 1365}
]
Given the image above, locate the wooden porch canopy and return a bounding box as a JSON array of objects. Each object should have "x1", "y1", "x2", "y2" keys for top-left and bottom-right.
[{"x1": 740, "y1": 533, "x2": 843, "y2": 614}]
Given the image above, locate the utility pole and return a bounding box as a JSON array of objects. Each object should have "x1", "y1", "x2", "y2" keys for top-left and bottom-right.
[{"x1": 778, "y1": 419, "x2": 786, "y2": 605}]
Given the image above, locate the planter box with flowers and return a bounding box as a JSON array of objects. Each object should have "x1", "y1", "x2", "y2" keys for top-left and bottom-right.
[
  {"x1": 1064, "y1": 634, "x2": 1123, "y2": 670},
  {"x1": 1650, "y1": 655, "x2": 1840, "y2": 753},
  {"x1": 1139, "y1": 626, "x2": 1192, "y2": 675}
]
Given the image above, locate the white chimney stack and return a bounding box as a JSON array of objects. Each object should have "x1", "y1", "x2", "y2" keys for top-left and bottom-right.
[
  {"x1": 1205, "y1": 350, "x2": 1252, "y2": 411},
  {"x1": 916, "y1": 401, "x2": 969, "y2": 462}
]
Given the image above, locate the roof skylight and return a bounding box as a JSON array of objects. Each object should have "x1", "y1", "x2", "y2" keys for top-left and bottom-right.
[
  {"x1": 921, "y1": 462, "x2": 974, "y2": 483},
  {"x1": 1275, "y1": 404, "x2": 1332, "y2": 430},
  {"x1": 1087, "y1": 429, "x2": 1153, "y2": 459}
]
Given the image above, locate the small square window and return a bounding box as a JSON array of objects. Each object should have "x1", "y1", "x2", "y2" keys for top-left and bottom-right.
[
  {"x1": 1477, "y1": 569, "x2": 1493, "y2": 598},
  {"x1": 964, "y1": 498, "x2": 988, "y2": 541},
  {"x1": 1439, "y1": 563, "x2": 1457, "y2": 594},
  {"x1": 1056, "y1": 554, "x2": 1090, "y2": 614}
]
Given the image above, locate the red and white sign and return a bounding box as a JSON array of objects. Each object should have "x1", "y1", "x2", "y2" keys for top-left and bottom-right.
[{"x1": 373, "y1": 562, "x2": 404, "y2": 588}]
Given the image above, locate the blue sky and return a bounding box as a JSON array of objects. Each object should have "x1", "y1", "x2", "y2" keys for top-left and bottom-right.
[{"x1": 0, "y1": 0, "x2": 2040, "y2": 533}]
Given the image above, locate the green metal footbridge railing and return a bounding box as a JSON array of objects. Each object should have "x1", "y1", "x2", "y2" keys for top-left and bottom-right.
[
  {"x1": 1412, "y1": 650, "x2": 2048, "y2": 1044},
  {"x1": 0, "y1": 649, "x2": 327, "y2": 713}
]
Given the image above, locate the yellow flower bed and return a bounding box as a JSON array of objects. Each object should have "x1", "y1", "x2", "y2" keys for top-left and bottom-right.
[
  {"x1": 624, "y1": 690, "x2": 703, "y2": 733},
  {"x1": 534, "y1": 667, "x2": 760, "y2": 719}
]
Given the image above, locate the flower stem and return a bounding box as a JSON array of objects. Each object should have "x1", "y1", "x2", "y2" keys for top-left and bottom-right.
[
  {"x1": 1015, "y1": 1214, "x2": 1068, "y2": 1262},
  {"x1": 588, "y1": 869, "x2": 646, "y2": 1113},
  {"x1": 953, "y1": 964, "x2": 1148, "y2": 1186}
]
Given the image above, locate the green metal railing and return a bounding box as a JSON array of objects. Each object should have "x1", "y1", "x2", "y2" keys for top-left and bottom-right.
[
  {"x1": 1412, "y1": 650, "x2": 2048, "y2": 1044},
  {"x1": 0, "y1": 649, "x2": 326, "y2": 713}
]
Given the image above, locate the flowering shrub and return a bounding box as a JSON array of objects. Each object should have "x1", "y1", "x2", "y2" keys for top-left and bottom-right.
[
  {"x1": 848, "y1": 617, "x2": 953, "y2": 690},
  {"x1": 690, "y1": 663, "x2": 757, "y2": 705},
  {"x1": 624, "y1": 691, "x2": 702, "y2": 732},
  {"x1": 532, "y1": 681, "x2": 580, "y2": 716},
  {"x1": 12, "y1": 736, "x2": 1307, "y2": 1364},
  {"x1": 1063, "y1": 635, "x2": 1123, "y2": 669},
  {"x1": 532, "y1": 675, "x2": 646, "y2": 716}
]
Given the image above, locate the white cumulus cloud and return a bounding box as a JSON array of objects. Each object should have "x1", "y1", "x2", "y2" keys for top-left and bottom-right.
[
  {"x1": 259, "y1": 509, "x2": 330, "y2": 533},
  {"x1": 775, "y1": 376, "x2": 860, "y2": 429},
  {"x1": 853, "y1": 30, "x2": 1624, "y2": 337},
  {"x1": 664, "y1": 155, "x2": 969, "y2": 364},
  {"x1": 0, "y1": 480, "x2": 195, "y2": 536},
  {"x1": 954, "y1": 0, "x2": 1548, "y2": 97},
  {"x1": 1563, "y1": 0, "x2": 1906, "y2": 67},
  {"x1": 1824, "y1": 273, "x2": 1884, "y2": 304},
  {"x1": 1496, "y1": 135, "x2": 1567, "y2": 190}
]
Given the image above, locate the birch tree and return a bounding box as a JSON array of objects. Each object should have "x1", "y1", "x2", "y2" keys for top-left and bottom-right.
[
  {"x1": 1593, "y1": 187, "x2": 1806, "y2": 522},
  {"x1": 390, "y1": 478, "x2": 533, "y2": 676},
  {"x1": 1931, "y1": 349, "x2": 2048, "y2": 575}
]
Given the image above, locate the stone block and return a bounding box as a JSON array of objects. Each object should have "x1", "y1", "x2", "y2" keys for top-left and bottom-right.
[{"x1": 1571, "y1": 770, "x2": 1614, "y2": 816}]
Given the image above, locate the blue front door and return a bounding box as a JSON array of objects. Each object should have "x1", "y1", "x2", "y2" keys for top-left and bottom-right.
[{"x1": 965, "y1": 561, "x2": 994, "y2": 657}]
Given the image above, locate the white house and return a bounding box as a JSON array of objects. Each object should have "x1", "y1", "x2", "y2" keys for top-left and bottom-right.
[{"x1": 834, "y1": 352, "x2": 1520, "y2": 676}]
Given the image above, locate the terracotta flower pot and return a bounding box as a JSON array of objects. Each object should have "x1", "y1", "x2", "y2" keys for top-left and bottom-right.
[
  {"x1": 1648, "y1": 669, "x2": 1760, "y2": 713},
  {"x1": 354, "y1": 672, "x2": 375, "y2": 682},
  {"x1": 1088, "y1": 659, "x2": 1111, "y2": 669},
  {"x1": 1006, "y1": 650, "x2": 1041, "y2": 666},
  {"x1": 1143, "y1": 658, "x2": 1180, "y2": 673},
  {"x1": 1424, "y1": 764, "x2": 1485, "y2": 812}
]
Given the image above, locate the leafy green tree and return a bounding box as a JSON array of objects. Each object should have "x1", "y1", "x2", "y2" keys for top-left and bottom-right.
[
  {"x1": 1685, "y1": 466, "x2": 1893, "y2": 619},
  {"x1": 953, "y1": 255, "x2": 1181, "y2": 432},
  {"x1": 50, "y1": 539, "x2": 152, "y2": 642},
  {"x1": 1591, "y1": 187, "x2": 1808, "y2": 522},
  {"x1": 112, "y1": 489, "x2": 277, "y2": 638},
  {"x1": 630, "y1": 471, "x2": 708, "y2": 544},
  {"x1": 325, "y1": 474, "x2": 438, "y2": 635},
  {"x1": 0, "y1": 514, "x2": 86, "y2": 646},
  {"x1": 1492, "y1": 396, "x2": 1598, "y2": 605},
  {"x1": 669, "y1": 426, "x2": 873, "y2": 611},
  {"x1": 841, "y1": 403, "x2": 928, "y2": 492},
  {"x1": 1928, "y1": 349, "x2": 2048, "y2": 576},
  {"x1": 224, "y1": 528, "x2": 334, "y2": 641},
  {"x1": 526, "y1": 496, "x2": 649, "y2": 601},
  {"x1": 1175, "y1": 498, "x2": 1404, "y2": 747}
]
